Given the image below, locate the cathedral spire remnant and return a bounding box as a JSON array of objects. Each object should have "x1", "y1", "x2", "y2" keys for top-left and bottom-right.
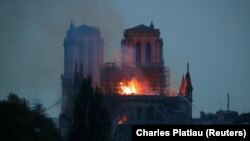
[
  {"x1": 150, "y1": 21, "x2": 154, "y2": 29},
  {"x1": 180, "y1": 62, "x2": 193, "y2": 101}
]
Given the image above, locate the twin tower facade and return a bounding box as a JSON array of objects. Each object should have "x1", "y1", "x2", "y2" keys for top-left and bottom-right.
[{"x1": 62, "y1": 22, "x2": 165, "y2": 88}]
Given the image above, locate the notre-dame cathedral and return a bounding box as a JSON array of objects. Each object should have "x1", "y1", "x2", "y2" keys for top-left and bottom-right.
[{"x1": 60, "y1": 22, "x2": 193, "y2": 141}]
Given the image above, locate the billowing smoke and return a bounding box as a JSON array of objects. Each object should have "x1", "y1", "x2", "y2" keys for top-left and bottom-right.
[
  {"x1": 0, "y1": 0, "x2": 124, "y2": 117},
  {"x1": 121, "y1": 46, "x2": 136, "y2": 67}
]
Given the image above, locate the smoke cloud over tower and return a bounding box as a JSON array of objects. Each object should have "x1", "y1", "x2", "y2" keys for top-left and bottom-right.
[{"x1": 0, "y1": 0, "x2": 124, "y2": 117}]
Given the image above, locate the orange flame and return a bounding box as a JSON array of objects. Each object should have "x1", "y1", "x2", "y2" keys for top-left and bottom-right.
[
  {"x1": 119, "y1": 80, "x2": 138, "y2": 95},
  {"x1": 119, "y1": 78, "x2": 155, "y2": 95}
]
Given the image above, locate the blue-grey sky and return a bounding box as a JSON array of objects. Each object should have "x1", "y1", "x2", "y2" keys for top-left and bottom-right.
[{"x1": 0, "y1": 0, "x2": 249, "y2": 117}]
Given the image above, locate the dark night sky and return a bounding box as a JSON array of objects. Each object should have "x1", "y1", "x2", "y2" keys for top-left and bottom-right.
[{"x1": 0, "y1": 0, "x2": 249, "y2": 117}]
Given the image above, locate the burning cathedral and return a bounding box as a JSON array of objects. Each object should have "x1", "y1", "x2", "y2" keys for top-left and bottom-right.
[{"x1": 60, "y1": 22, "x2": 193, "y2": 140}]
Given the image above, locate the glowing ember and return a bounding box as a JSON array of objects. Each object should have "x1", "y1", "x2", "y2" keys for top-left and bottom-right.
[
  {"x1": 119, "y1": 80, "x2": 138, "y2": 95},
  {"x1": 118, "y1": 115, "x2": 128, "y2": 125}
]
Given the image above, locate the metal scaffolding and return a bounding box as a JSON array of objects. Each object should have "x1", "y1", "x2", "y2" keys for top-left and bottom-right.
[{"x1": 100, "y1": 62, "x2": 170, "y2": 95}]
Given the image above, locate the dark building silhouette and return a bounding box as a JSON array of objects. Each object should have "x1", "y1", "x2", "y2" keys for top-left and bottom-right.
[
  {"x1": 199, "y1": 110, "x2": 239, "y2": 124},
  {"x1": 60, "y1": 22, "x2": 104, "y2": 138},
  {"x1": 198, "y1": 93, "x2": 248, "y2": 125}
]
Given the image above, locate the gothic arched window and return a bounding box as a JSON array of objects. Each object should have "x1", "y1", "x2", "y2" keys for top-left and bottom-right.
[
  {"x1": 136, "y1": 42, "x2": 141, "y2": 67},
  {"x1": 146, "y1": 42, "x2": 151, "y2": 65}
]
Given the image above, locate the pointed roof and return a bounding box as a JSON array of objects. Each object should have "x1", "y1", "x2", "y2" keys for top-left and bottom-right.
[
  {"x1": 70, "y1": 21, "x2": 74, "y2": 28},
  {"x1": 185, "y1": 62, "x2": 193, "y2": 91},
  {"x1": 185, "y1": 62, "x2": 190, "y2": 75},
  {"x1": 150, "y1": 21, "x2": 154, "y2": 29},
  {"x1": 186, "y1": 62, "x2": 191, "y2": 78}
]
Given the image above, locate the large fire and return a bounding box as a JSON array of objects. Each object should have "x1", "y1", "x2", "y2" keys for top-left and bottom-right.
[
  {"x1": 119, "y1": 78, "x2": 153, "y2": 95},
  {"x1": 119, "y1": 79, "x2": 138, "y2": 95}
]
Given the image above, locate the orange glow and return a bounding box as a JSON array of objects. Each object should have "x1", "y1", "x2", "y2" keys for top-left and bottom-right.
[
  {"x1": 118, "y1": 115, "x2": 128, "y2": 125},
  {"x1": 119, "y1": 78, "x2": 154, "y2": 95},
  {"x1": 180, "y1": 76, "x2": 187, "y2": 96},
  {"x1": 119, "y1": 79, "x2": 138, "y2": 95}
]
